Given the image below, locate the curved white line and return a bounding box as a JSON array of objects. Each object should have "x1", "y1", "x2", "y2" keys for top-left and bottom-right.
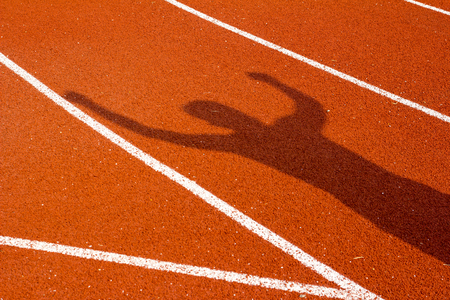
[
  {"x1": 0, "y1": 52, "x2": 383, "y2": 300},
  {"x1": 163, "y1": 0, "x2": 450, "y2": 124},
  {"x1": 0, "y1": 236, "x2": 353, "y2": 299}
]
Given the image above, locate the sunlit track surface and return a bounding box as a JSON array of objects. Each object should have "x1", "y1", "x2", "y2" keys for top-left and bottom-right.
[
  {"x1": 1, "y1": 0, "x2": 449, "y2": 299},
  {"x1": 0, "y1": 53, "x2": 382, "y2": 300},
  {"x1": 404, "y1": 0, "x2": 450, "y2": 15}
]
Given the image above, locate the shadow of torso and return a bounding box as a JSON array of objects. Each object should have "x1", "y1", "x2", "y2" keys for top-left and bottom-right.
[{"x1": 64, "y1": 73, "x2": 450, "y2": 263}]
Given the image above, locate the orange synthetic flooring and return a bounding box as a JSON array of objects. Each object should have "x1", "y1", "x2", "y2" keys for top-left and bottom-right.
[{"x1": 1, "y1": 0, "x2": 449, "y2": 299}]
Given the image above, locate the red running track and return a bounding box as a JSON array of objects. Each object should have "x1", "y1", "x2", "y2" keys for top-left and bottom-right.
[{"x1": 1, "y1": 0, "x2": 449, "y2": 299}]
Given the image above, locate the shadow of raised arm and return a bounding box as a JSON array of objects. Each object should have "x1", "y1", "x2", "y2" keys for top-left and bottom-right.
[
  {"x1": 63, "y1": 92, "x2": 240, "y2": 151},
  {"x1": 63, "y1": 72, "x2": 450, "y2": 263}
]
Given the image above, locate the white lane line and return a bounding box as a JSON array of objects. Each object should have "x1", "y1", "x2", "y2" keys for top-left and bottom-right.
[
  {"x1": 0, "y1": 53, "x2": 383, "y2": 300},
  {"x1": 0, "y1": 236, "x2": 353, "y2": 299},
  {"x1": 404, "y1": 0, "x2": 450, "y2": 16},
  {"x1": 163, "y1": 0, "x2": 450, "y2": 124}
]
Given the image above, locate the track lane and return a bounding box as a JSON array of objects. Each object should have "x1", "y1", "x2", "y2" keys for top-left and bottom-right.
[
  {"x1": 1, "y1": 0, "x2": 449, "y2": 299},
  {"x1": 4, "y1": 246, "x2": 331, "y2": 300},
  {"x1": 175, "y1": 0, "x2": 450, "y2": 115},
  {"x1": 2, "y1": 64, "x2": 342, "y2": 299},
  {"x1": 404, "y1": 0, "x2": 450, "y2": 14}
]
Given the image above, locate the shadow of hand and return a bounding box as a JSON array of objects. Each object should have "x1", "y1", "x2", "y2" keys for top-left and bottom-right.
[{"x1": 63, "y1": 73, "x2": 450, "y2": 263}]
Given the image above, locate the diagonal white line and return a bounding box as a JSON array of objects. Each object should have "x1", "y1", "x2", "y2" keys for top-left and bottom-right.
[
  {"x1": 404, "y1": 0, "x2": 450, "y2": 16},
  {"x1": 163, "y1": 0, "x2": 450, "y2": 124},
  {"x1": 0, "y1": 236, "x2": 354, "y2": 299},
  {"x1": 0, "y1": 53, "x2": 383, "y2": 300}
]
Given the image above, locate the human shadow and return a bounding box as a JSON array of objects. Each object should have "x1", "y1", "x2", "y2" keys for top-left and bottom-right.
[{"x1": 63, "y1": 73, "x2": 450, "y2": 263}]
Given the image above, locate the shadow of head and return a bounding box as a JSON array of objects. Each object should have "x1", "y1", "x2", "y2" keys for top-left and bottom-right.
[{"x1": 183, "y1": 100, "x2": 263, "y2": 131}]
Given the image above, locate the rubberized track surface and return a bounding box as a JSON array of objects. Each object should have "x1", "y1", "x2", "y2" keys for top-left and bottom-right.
[{"x1": 1, "y1": 0, "x2": 449, "y2": 299}]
